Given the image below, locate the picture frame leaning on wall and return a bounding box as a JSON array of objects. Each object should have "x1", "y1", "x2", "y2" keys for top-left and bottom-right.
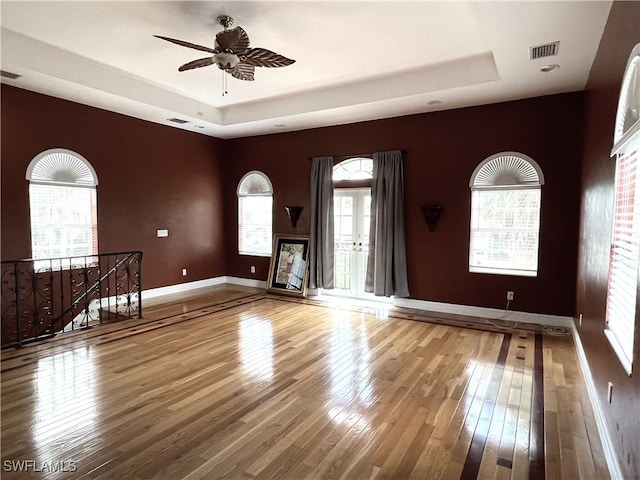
[{"x1": 266, "y1": 234, "x2": 310, "y2": 298}]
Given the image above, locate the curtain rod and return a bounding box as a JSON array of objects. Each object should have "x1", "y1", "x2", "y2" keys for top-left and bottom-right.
[
  {"x1": 308, "y1": 150, "x2": 404, "y2": 161},
  {"x1": 308, "y1": 153, "x2": 372, "y2": 162}
]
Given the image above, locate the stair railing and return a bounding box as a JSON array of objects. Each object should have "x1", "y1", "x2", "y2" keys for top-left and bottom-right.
[{"x1": 1, "y1": 251, "x2": 142, "y2": 348}]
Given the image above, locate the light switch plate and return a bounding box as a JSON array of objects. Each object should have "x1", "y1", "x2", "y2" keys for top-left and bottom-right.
[{"x1": 157, "y1": 229, "x2": 168, "y2": 237}]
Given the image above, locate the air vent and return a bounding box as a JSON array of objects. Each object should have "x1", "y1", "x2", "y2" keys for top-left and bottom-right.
[
  {"x1": 530, "y1": 41, "x2": 559, "y2": 60},
  {"x1": 1, "y1": 70, "x2": 22, "y2": 80},
  {"x1": 167, "y1": 118, "x2": 189, "y2": 124}
]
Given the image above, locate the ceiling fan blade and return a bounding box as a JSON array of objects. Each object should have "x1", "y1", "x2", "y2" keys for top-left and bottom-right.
[
  {"x1": 178, "y1": 57, "x2": 215, "y2": 72},
  {"x1": 216, "y1": 27, "x2": 250, "y2": 53},
  {"x1": 230, "y1": 63, "x2": 255, "y2": 81},
  {"x1": 154, "y1": 35, "x2": 216, "y2": 54},
  {"x1": 242, "y1": 48, "x2": 295, "y2": 68}
]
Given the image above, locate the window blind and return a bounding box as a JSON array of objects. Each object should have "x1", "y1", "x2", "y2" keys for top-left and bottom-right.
[
  {"x1": 29, "y1": 184, "x2": 98, "y2": 270},
  {"x1": 469, "y1": 188, "x2": 541, "y2": 276},
  {"x1": 605, "y1": 134, "x2": 639, "y2": 375},
  {"x1": 238, "y1": 196, "x2": 273, "y2": 256}
]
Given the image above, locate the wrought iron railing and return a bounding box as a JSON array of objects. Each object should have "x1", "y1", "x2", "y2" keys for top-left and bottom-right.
[{"x1": 1, "y1": 251, "x2": 142, "y2": 348}]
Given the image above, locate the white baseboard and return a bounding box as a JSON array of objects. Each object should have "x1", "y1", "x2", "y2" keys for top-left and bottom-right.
[
  {"x1": 141, "y1": 276, "x2": 227, "y2": 300},
  {"x1": 150, "y1": 278, "x2": 573, "y2": 328},
  {"x1": 572, "y1": 328, "x2": 623, "y2": 480},
  {"x1": 224, "y1": 276, "x2": 267, "y2": 289},
  {"x1": 393, "y1": 297, "x2": 574, "y2": 328},
  {"x1": 95, "y1": 276, "x2": 264, "y2": 310},
  {"x1": 142, "y1": 276, "x2": 267, "y2": 299}
]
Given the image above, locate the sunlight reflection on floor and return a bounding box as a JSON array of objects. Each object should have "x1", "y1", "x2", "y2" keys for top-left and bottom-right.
[
  {"x1": 318, "y1": 294, "x2": 392, "y2": 320},
  {"x1": 239, "y1": 315, "x2": 274, "y2": 380},
  {"x1": 33, "y1": 348, "x2": 97, "y2": 458},
  {"x1": 326, "y1": 314, "x2": 375, "y2": 429}
]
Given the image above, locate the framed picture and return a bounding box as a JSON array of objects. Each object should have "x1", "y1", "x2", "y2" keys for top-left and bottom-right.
[{"x1": 266, "y1": 234, "x2": 310, "y2": 297}]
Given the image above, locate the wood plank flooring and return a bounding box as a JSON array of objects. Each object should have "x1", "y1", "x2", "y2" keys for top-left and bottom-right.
[{"x1": 1, "y1": 285, "x2": 609, "y2": 479}]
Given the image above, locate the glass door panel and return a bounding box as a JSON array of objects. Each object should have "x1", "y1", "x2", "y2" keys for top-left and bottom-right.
[{"x1": 332, "y1": 189, "x2": 371, "y2": 298}]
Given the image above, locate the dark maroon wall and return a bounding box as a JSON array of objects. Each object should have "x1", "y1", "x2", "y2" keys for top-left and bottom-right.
[
  {"x1": 576, "y1": 2, "x2": 640, "y2": 478},
  {"x1": 223, "y1": 93, "x2": 584, "y2": 316},
  {"x1": 1, "y1": 85, "x2": 226, "y2": 290}
]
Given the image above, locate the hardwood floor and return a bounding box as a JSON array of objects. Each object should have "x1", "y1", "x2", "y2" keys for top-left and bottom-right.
[{"x1": 1, "y1": 285, "x2": 609, "y2": 479}]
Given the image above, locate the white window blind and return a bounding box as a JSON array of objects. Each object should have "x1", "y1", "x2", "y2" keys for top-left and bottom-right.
[
  {"x1": 30, "y1": 184, "x2": 98, "y2": 262},
  {"x1": 237, "y1": 171, "x2": 273, "y2": 256},
  {"x1": 469, "y1": 189, "x2": 541, "y2": 276},
  {"x1": 605, "y1": 43, "x2": 639, "y2": 375},
  {"x1": 605, "y1": 133, "x2": 639, "y2": 375},
  {"x1": 238, "y1": 196, "x2": 273, "y2": 256}
]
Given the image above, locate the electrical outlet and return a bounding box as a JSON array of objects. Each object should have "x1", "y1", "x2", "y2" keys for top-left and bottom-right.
[
  {"x1": 182, "y1": 268, "x2": 187, "y2": 276},
  {"x1": 250, "y1": 265, "x2": 256, "y2": 273},
  {"x1": 507, "y1": 291, "x2": 514, "y2": 301}
]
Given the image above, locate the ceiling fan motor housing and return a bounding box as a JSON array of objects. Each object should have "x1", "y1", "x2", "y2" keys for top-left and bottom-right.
[{"x1": 213, "y1": 52, "x2": 240, "y2": 70}]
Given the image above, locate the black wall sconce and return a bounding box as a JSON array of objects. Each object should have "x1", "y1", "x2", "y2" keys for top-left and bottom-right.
[
  {"x1": 284, "y1": 206, "x2": 304, "y2": 227},
  {"x1": 422, "y1": 205, "x2": 443, "y2": 232}
]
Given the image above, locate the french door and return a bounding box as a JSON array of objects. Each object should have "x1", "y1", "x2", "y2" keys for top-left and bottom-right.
[{"x1": 332, "y1": 188, "x2": 371, "y2": 298}]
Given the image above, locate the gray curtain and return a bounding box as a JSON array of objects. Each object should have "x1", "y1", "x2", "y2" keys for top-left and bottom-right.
[
  {"x1": 309, "y1": 156, "x2": 334, "y2": 289},
  {"x1": 365, "y1": 150, "x2": 410, "y2": 297}
]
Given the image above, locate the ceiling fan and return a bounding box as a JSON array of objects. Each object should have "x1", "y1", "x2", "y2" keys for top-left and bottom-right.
[{"x1": 155, "y1": 15, "x2": 295, "y2": 84}]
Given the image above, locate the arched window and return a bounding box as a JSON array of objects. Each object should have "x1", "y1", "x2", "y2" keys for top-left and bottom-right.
[
  {"x1": 332, "y1": 157, "x2": 373, "y2": 181},
  {"x1": 469, "y1": 152, "x2": 544, "y2": 277},
  {"x1": 237, "y1": 171, "x2": 273, "y2": 256},
  {"x1": 605, "y1": 43, "x2": 640, "y2": 376},
  {"x1": 26, "y1": 149, "x2": 99, "y2": 268}
]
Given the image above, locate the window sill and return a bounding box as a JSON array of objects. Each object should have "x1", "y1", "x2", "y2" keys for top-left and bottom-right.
[
  {"x1": 604, "y1": 328, "x2": 633, "y2": 376},
  {"x1": 239, "y1": 252, "x2": 271, "y2": 258},
  {"x1": 469, "y1": 266, "x2": 537, "y2": 277}
]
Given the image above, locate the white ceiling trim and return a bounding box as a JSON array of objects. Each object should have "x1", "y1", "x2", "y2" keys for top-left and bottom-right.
[{"x1": 0, "y1": 1, "x2": 613, "y2": 139}]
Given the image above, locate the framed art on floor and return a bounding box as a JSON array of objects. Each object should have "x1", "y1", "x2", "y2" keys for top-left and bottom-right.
[{"x1": 266, "y1": 234, "x2": 310, "y2": 297}]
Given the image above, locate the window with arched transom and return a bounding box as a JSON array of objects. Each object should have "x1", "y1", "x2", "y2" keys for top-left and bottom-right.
[
  {"x1": 237, "y1": 171, "x2": 273, "y2": 256},
  {"x1": 26, "y1": 149, "x2": 99, "y2": 269},
  {"x1": 469, "y1": 152, "x2": 544, "y2": 277}
]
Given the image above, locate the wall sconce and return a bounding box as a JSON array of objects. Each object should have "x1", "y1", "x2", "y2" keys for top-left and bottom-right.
[
  {"x1": 422, "y1": 205, "x2": 443, "y2": 232},
  {"x1": 284, "y1": 206, "x2": 303, "y2": 227}
]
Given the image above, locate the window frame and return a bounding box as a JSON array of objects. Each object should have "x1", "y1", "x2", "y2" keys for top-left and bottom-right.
[
  {"x1": 237, "y1": 170, "x2": 273, "y2": 257},
  {"x1": 332, "y1": 157, "x2": 373, "y2": 181},
  {"x1": 605, "y1": 42, "x2": 640, "y2": 376},
  {"x1": 468, "y1": 152, "x2": 545, "y2": 277},
  {"x1": 26, "y1": 149, "x2": 99, "y2": 270}
]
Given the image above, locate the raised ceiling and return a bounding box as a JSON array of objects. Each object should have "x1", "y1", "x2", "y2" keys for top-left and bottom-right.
[{"x1": 1, "y1": 1, "x2": 613, "y2": 139}]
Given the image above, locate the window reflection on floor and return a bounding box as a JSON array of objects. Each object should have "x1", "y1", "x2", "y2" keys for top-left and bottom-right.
[
  {"x1": 326, "y1": 313, "x2": 374, "y2": 429},
  {"x1": 239, "y1": 316, "x2": 274, "y2": 380},
  {"x1": 33, "y1": 348, "x2": 97, "y2": 456}
]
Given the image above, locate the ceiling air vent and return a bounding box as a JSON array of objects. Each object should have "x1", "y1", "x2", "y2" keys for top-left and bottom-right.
[
  {"x1": 530, "y1": 41, "x2": 559, "y2": 60},
  {"x1": 167, "y1": 118, "x2": 189, "y2": 124},
  {"x1": 1, "y1": 70, "x2": 22, "y2": 80}
]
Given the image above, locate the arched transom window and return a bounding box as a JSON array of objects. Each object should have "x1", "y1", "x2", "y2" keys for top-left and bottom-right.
[
  {"x1": 332, "y1": 157, "x2": 373, "y2": 181},
  {"x1": 237, "y1": 170, "x2": 273, "y2": 256},
  {"x1": 26, "y1": 149, "x2": 99, "y2": 267},
  {"x1": 469, "y1": 152, "x2": 544, "y2": 277}
]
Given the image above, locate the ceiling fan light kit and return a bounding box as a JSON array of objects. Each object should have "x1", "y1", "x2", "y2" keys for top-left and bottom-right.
[
  {"x1": 213, "y1": 52, "x2": 240, "y2": 71},
  {"x1": 155, "y1": 15, "x2": 295, "y2": 95}
]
